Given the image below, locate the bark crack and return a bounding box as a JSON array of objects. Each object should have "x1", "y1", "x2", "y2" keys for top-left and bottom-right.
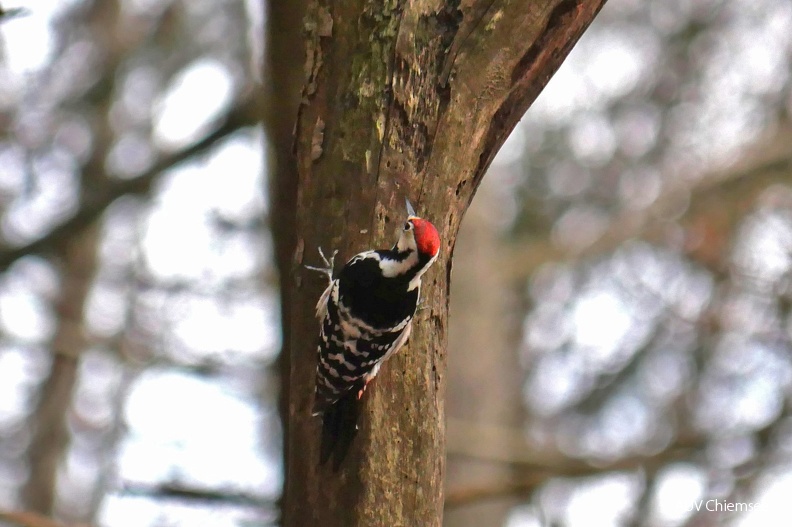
[
  {"x1": 370, "y1": 6, "x2": 406, "y2": 238},
  {"x1": 439, "y1": 0, "x2": 498, "y2": 87}
]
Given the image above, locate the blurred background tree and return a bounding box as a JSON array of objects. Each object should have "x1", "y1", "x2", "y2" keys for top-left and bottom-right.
[{"x1": 0, "y1": 0, "x2": 790, "y2": 526}]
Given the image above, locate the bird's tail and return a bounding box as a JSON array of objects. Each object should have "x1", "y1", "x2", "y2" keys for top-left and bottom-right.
[{"x1": 317, "y1": 389, "x2": 361, "y2": 470}]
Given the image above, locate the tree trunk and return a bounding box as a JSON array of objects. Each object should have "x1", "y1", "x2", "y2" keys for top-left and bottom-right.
[
  {"x1": 264, "y1": 0, "x2": 308, "y2": 505},
  {"x1": 22, "y1": 1, "x2": 122, "y2": 511},
  {"x1": 445, "y1": 180, "x2": 523, "y2": 526},
  {"x1": 282, "y1": 1, "x2": 607, "y2": 525},
  {"x1": 22, "y1": 226, "x2": 99, "y2": 514}
]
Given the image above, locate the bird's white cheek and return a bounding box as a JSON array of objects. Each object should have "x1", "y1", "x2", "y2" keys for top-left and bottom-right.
[{"x1": 396, "y1": 231, "x2": 417, "y2": 253}]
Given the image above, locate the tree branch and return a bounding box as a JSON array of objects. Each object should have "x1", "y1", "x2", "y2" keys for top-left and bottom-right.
[
  {"x1": 448, "y1": 417, "x2": 702, "y2": 469},
  {"x1": 445, "y1": 433, "x2": 701, "y2": 509},
  {"x1": 0, "y1": 96, "x2": 260, "y2": 272},
  {"x1": 0, "y1": 509, "x2": 74, "y2": 527},
  {"x1": 117, "y1": 482, "x2": 275, "y2": 509},
  {"x1": 504, "y1": 120, "x2": 792, "y2": 279}
]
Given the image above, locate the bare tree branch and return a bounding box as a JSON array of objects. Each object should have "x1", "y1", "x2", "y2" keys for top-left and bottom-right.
[
  {"x1": 0, "y1": 509, "x2": 77, "y2": 527},
  {"x1": 0, "y1": 96, "x2": 260, "y2": 272},
  {"x1": 117, "y1": 482, "x2": 275, "y2": 509},
  {"x1": 445, "y1": 434, "x2": 701, "y2": 509},
  {"x1": 504, "y1": 120, "x2": 792, "y2": 279},
  {"x1": 0, "y1": 5, "x2": 29, "y2": 21},
  {"x1": 448, "y1": 417, "x2": 702, "y2": 469}
]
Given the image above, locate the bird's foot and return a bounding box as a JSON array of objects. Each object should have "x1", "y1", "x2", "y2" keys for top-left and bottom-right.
[{"x1": 305, "y1": 247, "x2": 338, "y2": 284}]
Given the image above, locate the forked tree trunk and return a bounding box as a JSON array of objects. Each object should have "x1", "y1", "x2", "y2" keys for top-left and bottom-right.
[{"x1": 281, "y1": 1, "x2": 606, "y2": 525}]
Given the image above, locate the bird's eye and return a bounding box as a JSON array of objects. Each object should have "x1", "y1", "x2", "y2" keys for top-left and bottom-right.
[{"x1": 404, "y1": 222, "x2": 412, "y2": 231}]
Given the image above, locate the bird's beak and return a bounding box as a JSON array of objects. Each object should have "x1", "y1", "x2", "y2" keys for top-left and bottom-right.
[{"x1": 405, "y1": 198, "x2": 417, "y2": 218}]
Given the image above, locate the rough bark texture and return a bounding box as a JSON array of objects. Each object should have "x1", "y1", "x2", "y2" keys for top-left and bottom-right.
[{"x1": 282, "y1": 1, "x2": 607, "y2": 525}]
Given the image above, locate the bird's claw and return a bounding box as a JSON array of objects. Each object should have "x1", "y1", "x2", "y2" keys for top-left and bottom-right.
[{"x1": 305, "y1": 247, "x2": 338, "y2": 283}]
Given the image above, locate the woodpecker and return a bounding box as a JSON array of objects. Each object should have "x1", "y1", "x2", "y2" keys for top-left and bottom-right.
[{"x1": 307, "y1": 199, "x2": 440, "y2": 468}]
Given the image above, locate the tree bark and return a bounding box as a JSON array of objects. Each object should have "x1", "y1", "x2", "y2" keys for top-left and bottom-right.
[{"x1": 282, "y1": 1, "x2": 607, "y2": 525}]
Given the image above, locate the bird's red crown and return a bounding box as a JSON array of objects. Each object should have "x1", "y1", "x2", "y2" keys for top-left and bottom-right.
[{"x1": 409, "y1": 217, "x2": 440, "y2": 257}]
